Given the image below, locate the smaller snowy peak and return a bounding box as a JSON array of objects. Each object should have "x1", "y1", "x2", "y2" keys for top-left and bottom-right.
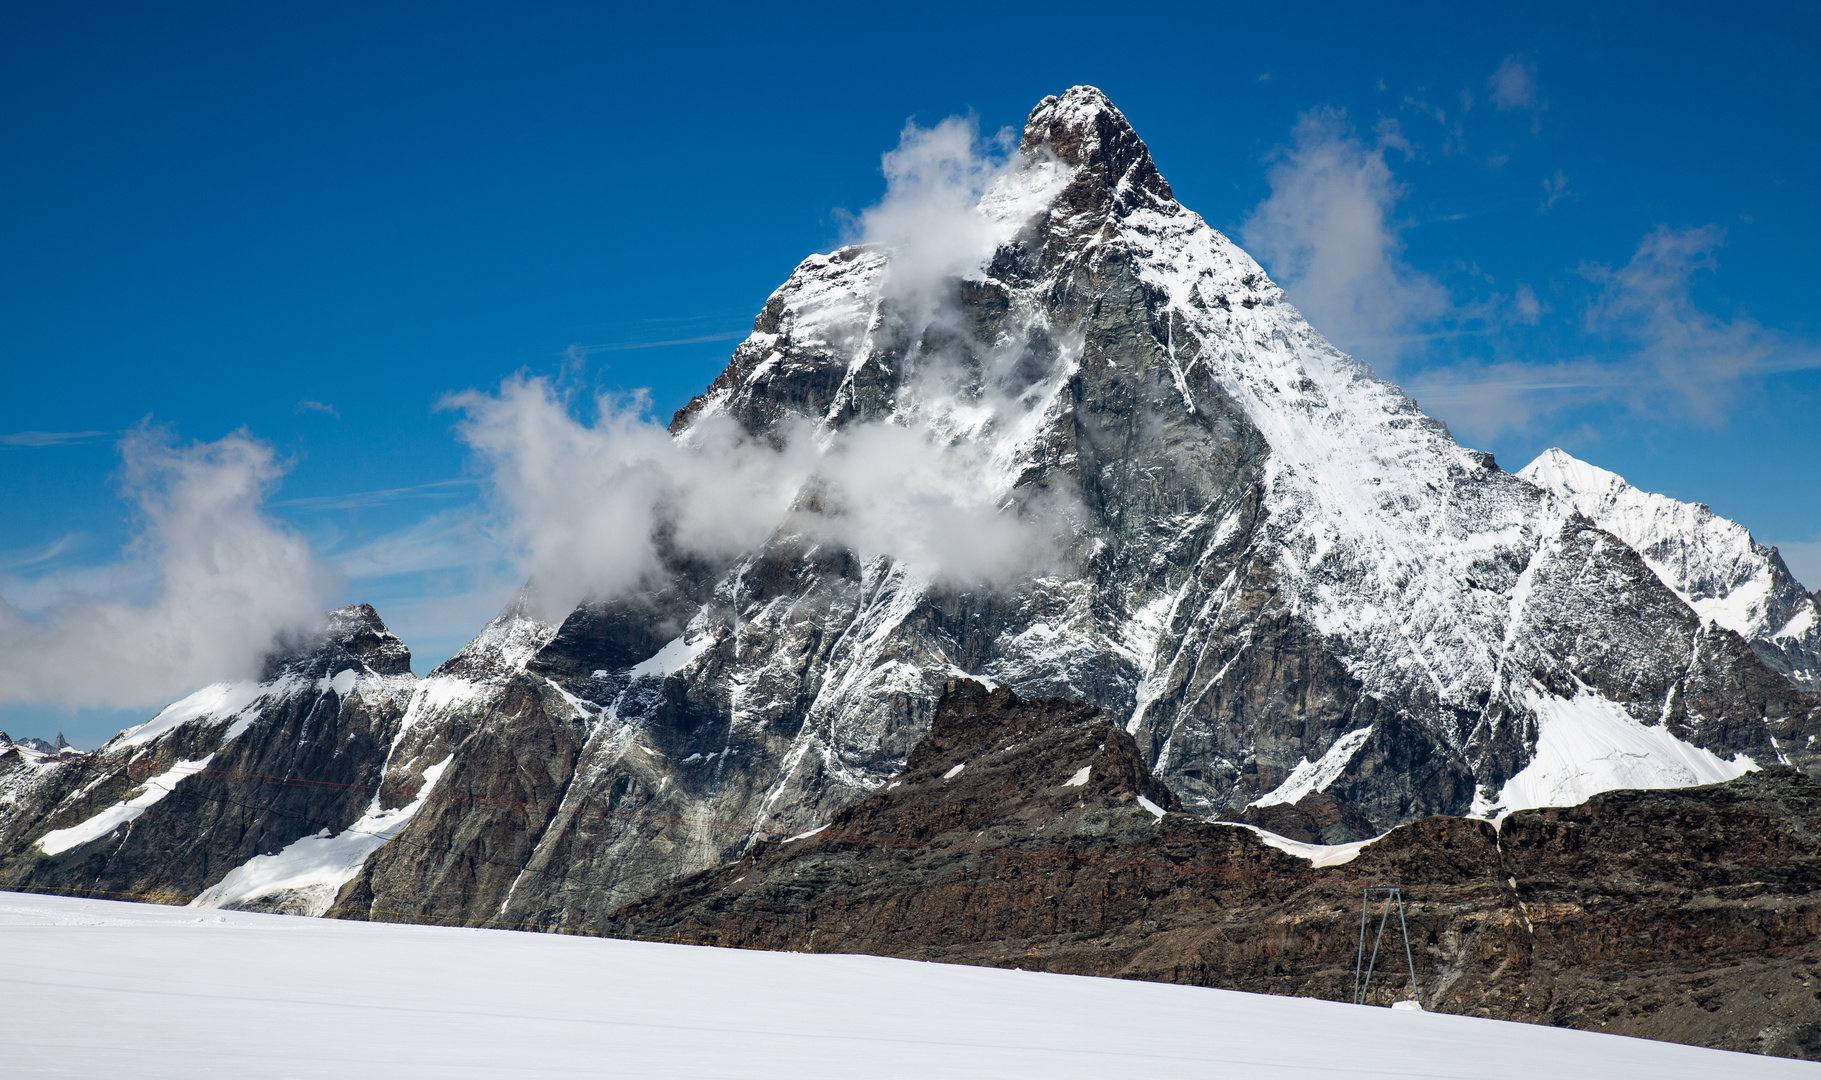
[
  {"x1": 93, "y1": 604, "x2": 418, "y2": 756},
  {"x1": 426, "y1": 600, "x2": 556, "y2": 683},
  {"x1": 1520, "y1": 448, "x2": 1769, "y2": 625},
  {"x1": 668, "y1": 244, "x2": 889, "y2": 434},
  {"x1": 261, "y1": 603, "x2": 413, "y2": 680},
  {"x1": 1519, "y1": 448, "x2": 1820, "y2": 688},
  {"x1": 0, "y1": 731, "x2": 77, "y2": 757},
  {"x1": 324, "y1": 603, "x2": 413, "y2": 675}
]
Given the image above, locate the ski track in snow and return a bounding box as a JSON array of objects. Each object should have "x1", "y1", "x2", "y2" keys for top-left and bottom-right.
[{"x1": 0, "y1": 892, "x2": 1808, "y2": 1080}]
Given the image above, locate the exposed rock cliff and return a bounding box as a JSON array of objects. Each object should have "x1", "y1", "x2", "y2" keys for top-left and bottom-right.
[
  {"x1": 0, "y1": 605, "x2": 422, "y2": 912},
  {"x1": 614, "y1": 681, "x2": 1821, "y2": 1061}
]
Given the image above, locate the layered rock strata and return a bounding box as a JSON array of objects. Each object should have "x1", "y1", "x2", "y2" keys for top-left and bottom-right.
[{"x1": 613, "y1": 681, "x2": 1821, "y2": 1061}]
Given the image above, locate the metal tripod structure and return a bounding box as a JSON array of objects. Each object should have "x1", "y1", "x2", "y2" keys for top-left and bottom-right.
[{"x1": 1352, "y1": 885, "x2": 1421, "y2": 1008}]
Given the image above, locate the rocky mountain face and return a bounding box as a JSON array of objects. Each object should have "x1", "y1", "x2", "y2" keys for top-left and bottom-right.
[
  {"x1": 0, "y1": 732, "x2": 74, "y2": 756},
  {"x1": 0, "y1": 605, "x2": 424, "y2": 912},
  {"x1": 615, "y1": 681, "x2": 1821, "y2": 1062},
  {"x1": 365, "y1": 83, "x2": 1816, "y2": 923},
  {"x1": 2, "y1": 86, "x2": 1819, "y2": 938},
  {"x1": 1520, "y1": 447, "x2": 1821, "y2": 692}
]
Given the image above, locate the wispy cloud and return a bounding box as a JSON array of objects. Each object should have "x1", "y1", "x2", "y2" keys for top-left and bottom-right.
[
  {"x1": 1240, "y1": 108, "x2": 1451, "y2": 370},
  {"x1": 1408, "y1": 225, "x2": 1821, "y2": 438},
  {"x1": 1540, "y1": 170, "x2": 1570, "y2": 211},
  {"x1": 568, "y1": 331, "x2": 747, "y2": 355},
  {"x1": 295, "y1": 399, "x2": 339, "y2": 418},
  {"x1": 330, "y1": 507, "x2": 496, "y2": 580},
  {"x1": 0, "y1": 430, "x2": 110, "y2": 447},
  {"x1": 1582, "y1": 225, "x2": 1775, "y2": 412},
  {"x1": 448, "y1": 371, "x2": 1078, "y2": 620},
  {"x1": 0, "y1": 427, "x2": 338, "y2": 709},
  {"x1": 1489, "y1": 56, "x2": 1539, "y2": 111},
  {"x1": 274, "y1": 477, "x2": 480, "y2": 512},
  {"x1": 0, "y1": 534, "x2": 81, "y2": 573}
]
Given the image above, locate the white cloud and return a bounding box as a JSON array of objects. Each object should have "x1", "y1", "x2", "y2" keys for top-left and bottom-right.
[
  {"x1": 847, "y1": 115, "x2": 1065, "y2": 317},
  {"x1": 1581, "y1": 225, "x2": 1778, "y2": 414},
  {"x1": 435, "y1": 117, "x2": 1084, "y2": 619},
  {"x1": 1408, "y1": 225, "x2": 1819, "y2": 438},
  {"x1": 0, "y1": 430, "x2": 110, "y2": 447},
  {"x1": 330, "y1": 508, "x2": 494, "y2": 580},
  {"x1": 0, "y1": 429, "x2": 338, "y2": 709},
  {"x1": 446, "y1": 375, "x2": 1076, "y2": 620},
  {"x1": 1489, "y1": 56, "x2": 1538, "y2": 111},
  {"x1": 1240, "y1": 109, "x2": 1451, "y2": 368},
  {"x1": 1513, "y1": 283, "x2": 1544, "y2": 323},
  {"x1": 1541, "y1": 170, "x2": 1570, "y2": 210}
]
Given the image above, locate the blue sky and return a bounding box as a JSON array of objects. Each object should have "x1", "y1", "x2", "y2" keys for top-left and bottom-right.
[{"x1": 3, "y1": 0, "x2": 1818, "y2": 745}]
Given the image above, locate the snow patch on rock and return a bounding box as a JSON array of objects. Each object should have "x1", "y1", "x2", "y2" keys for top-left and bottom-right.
[
  {"x1": 1218, "y1": 822, "x2": 1381, "y2": 868},
  {"x1": 38, "y1": 756, "x2": 216, "y2": 856},
  {"x1": 1482, "y1": 691, "x2": 1757, "y2": 818},
  {"x1": 628, "y1": 634, "x2": 711, "y2": 680},
  {"x1": 1251, "y1": 727, "x2": 1373, "y2": 808},
  {"x1": 192, "y1": 757, "x2": 453, "y2": 916}
]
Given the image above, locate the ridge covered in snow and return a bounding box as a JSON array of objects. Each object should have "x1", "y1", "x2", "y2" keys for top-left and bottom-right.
[{"x1": 1520, "y1": 447, "x2": 1821, "y2": 689}]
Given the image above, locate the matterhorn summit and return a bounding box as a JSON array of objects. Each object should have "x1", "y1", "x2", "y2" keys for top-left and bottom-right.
[{"x1": 4, "y1": 87, "x2": 1817, "y2": 929}]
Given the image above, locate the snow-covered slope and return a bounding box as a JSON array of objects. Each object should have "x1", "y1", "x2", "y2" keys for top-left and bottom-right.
[
  {"x1": 2, "y1": 892, "x2": 1807, "y2": 1080},
  {"x1": 1520, "y1": 447, "x2": 1821, "y2": 689}
]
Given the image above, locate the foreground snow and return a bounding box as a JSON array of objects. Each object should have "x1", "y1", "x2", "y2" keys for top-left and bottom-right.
[{"x1": 1, "y1": 893, "x2": 1810, "y2": 1079}]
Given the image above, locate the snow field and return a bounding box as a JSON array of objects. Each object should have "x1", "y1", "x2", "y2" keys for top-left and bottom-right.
[{"x1": 2, "y1": 892, "x2": 1811, "y2": 1079}]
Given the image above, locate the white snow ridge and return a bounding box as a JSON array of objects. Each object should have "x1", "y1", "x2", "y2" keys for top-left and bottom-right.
[{"x1": 1520, "y1": 447, "x2": 1821, "y2": 689}]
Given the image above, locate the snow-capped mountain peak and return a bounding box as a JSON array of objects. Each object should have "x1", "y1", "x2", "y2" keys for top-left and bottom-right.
[{"x1": 5, "y1": 88, "x2": 1818, "y2": 938}]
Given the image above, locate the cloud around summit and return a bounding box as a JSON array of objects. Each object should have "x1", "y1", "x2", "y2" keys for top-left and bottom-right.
[
  {"x1": 444, "y1": 118, "x2": 1086, "y2": 618},
  {"x1": 0, "y1": 427, "x2": 338, "y2": 710},
  {"x1": 445, "y1": 375, "x2": 1078, "y2": 619}
]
